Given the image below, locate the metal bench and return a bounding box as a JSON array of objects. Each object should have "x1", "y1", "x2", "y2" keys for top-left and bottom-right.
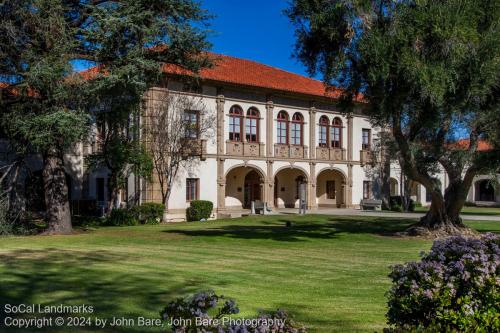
[{"x1": 360, "y1": 199, "x2": 382, "y2": 211}]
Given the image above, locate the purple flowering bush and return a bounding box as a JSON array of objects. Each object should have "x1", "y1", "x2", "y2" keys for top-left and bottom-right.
[
  {"x1": 386, "y1": 233, "x2": 500, "y2": 331},
  {"x1": 160, "y1": 290, "x2": 307, "y2": 333}
]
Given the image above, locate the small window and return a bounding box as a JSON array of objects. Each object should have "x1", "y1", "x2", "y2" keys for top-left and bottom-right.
[
  {"x1": 363, "y1": 181, "x2": 371, "y2": 199},
  {"x1": 245, "y1": 107, "x2": 260, "y2": 143},
  {"x1": 277, "y1": 111, "x2": 289, "y2": 145},
  {"x1": 291, "y1": 113, "x2": 304, "y2": 146},
  {"x1": 318, "y1": 116, "x2": 329, "y2": 147},
  {"x1": 326, "y1": 181, "x2": 336, "y2": 199},
  {"x1": 362, "y1": 129, "x2": 371, "y2": 150},
  {"x1": 183, "y1": 110, "x2": 199, "y2": 139},
  {"x1": 229, "y1": 105, "x2": 243, "y2": 142},
  {"x1": 186, "y1": 178, "x2": 199, "y2": 201}
]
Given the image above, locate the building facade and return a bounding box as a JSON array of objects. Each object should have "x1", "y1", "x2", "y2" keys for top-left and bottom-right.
[{"x1": 2, "y1": 54, "x2": 498, "y2": 218}]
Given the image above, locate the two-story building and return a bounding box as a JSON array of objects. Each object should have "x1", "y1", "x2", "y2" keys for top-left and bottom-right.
[
  {"x1": 2, "y1": 54, "x2": 498, "y2": 218},
  {"x1": 138, "y1": 54, "x2": 380, "y2": 219}
]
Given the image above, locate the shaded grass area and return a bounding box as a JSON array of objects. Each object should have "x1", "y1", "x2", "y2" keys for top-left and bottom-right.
[
  {"x1": 0, "y1": 215, "x2": 498, "y2": 332},
  {"x1": 415, "y1": 205, "x2": 500, "y2": 216}
]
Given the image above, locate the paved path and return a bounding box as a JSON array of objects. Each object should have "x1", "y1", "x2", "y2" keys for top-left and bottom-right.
[{"x1": 275, "y1": 208, "x2": 500, "y2": 222}]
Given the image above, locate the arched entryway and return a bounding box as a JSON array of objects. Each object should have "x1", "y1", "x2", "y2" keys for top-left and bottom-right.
[
  {"x1": 225, "y1": 166, "x2": 265, "y2": 209},
  {"x1": 316, "y1": 169, "x2": 346, "y2": 208},
  {"x1": 389, "y1": 177, "x2": 399, "y2": 196},
  {"x1": 274, "y1": 167, "x2": 308, "y2": 208},
  {"x1": 475, "y1": 180, "x2": 495, "y2": 202}
]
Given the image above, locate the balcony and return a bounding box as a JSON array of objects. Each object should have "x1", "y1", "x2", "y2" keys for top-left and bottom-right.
[
  {"x1": 274, "y1": 144, "x2": 308, "y2": 159},
  {"x1": 226, "y1": 141, "x2": 265, "y2": 157},
  {"x1": 360, "y1": 149, "x2": 373, "y2": 165},
  {"x1": 316, "y1": 147, "x2": 346, "y2": 161},
  {"x1": 182, "y1": 139, "x2": 207, "y2": 160}
]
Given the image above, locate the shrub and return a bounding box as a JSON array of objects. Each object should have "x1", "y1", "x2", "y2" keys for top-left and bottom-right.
[
  {"x1": 105, "y1": 208, "x2": 138, "y2": 226},
  {"x1": 131, "y1": 203, "x2": 164, "y2": 224},
  {"x1": 390, "y1": 204, "x2": 402, "y2": 212},
  {"x1": 389, "y1": 196, "x2": 415, "y2": 212},
  {"x1": 160, "y1": 290, "x2": 307, "y2": 332},
  {"x1": 386, "y1": 234, "x2": 500, "y2": 332},
  {"x1": 186, "y1": 200, "x2": 213, "y2": 222}
]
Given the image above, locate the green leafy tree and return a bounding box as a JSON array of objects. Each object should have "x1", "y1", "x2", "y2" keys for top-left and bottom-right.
[
  {"x1": 287, "y1": 0, "x2": 500, "y2": 234},
  {"x1": 0, "y1": 0, "x2": 211, "y2": 234}
]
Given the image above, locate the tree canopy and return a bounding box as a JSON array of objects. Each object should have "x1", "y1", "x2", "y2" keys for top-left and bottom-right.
[
  {"x1": 287, "y1": 0, "x2": 500, "y2": 233},
  {"x1": 0, "y1": 0, "x2": 212, "y2": 233}
]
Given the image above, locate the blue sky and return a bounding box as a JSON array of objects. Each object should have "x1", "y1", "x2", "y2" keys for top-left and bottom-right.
[
  {"x1": 201, "y1": 0, "x2": 314, "y2": 78},
  {"x1": 71, "y1": 1, "x2": 314, "y2": 78}
]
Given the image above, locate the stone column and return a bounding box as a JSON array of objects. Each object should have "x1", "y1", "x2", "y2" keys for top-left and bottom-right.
[
  {"x1": 217, "y1": 158, "x2": 226, "y2": 212},
  {"x1": 347, "y1": 163, "x2": 353, "y2": 207},
  {"x1": 347, "y1": 113, "x2": 354, "y2": 161},
  {"x1": 309, "y1": 103, "x2": 316, "y2": 159},
  {"x1": 216, "y1": 88, "x2": 225, "y2": 155},
  {"x1": 266, "y1": 161, "x2": 274, "y2": 208},
  {"x1": 308, "y1": 162, "x2": 317, "y2": 210},
  {"x1": 266, "y1": 96, "x2": 274, "y2": 157}
]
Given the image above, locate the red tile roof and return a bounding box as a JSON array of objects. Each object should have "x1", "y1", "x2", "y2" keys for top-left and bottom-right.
[
  {"x1": 3, "y1": 53, "x2": 363, "y2": 102},
  {"x1": 163, "y1": 53, "x2": 364, "y2": 101},
  {"x1": 449, "y1": 139, "x2": 493, "y2": 152}
]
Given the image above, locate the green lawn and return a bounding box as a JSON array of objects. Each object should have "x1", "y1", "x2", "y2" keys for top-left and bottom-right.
[
  {"x1": 0, "y1": 216, "x2": 498, "y2": 333},
  {"x1": 415, "y1": 205, "x2": 500, "y2": 216}
]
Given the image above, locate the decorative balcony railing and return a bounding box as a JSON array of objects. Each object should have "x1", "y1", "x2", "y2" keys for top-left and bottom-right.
[
  {"x1": 316, "y1": 147, "x2": 346, "y2": 161},
  {"x1": 360, "y1": 149, "x2": 373, "y2": 165},
  {"x1": 226, "y1": 141, "x2": 265, "y2": 157},
  {"x1": 274, "y1": 144, "x2": 308, "y2": 159},
  {"x1": 182, "y1": 139, "x2": 207, "y2": 160}
]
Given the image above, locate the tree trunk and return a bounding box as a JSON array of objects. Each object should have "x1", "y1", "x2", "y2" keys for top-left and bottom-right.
[
  {"x1": 409, "y1": 186, "x2": 470, "y2": 237},
  {"x1": 161, "y1": 191, "x2": 170, "y2": 223},
  {"x1": 42, "y1": 150, "x2": 72, "y2": 234},
  {"x1": 106, "y1": 173, "x2": 120, "y2": 214}
]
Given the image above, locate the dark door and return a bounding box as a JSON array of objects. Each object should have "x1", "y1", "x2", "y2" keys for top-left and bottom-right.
[
  {"x1": 244, "y1": 170, "x2": 261, "y2": 208},
  {"x1": 96, "y1": 178, "x2": 105, "y2": 202}
]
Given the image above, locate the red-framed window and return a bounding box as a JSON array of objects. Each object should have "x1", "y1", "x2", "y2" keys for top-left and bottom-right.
[
  {"x1": 245, "y1": 107, "x2": 260, "y2": 143},
  {"x1": 183, "y1": 110, "x2": 199, "y2": 139},
  {"x1": 331, "y1": 117, "x2": 343, "y2": 148},
  {"x1": 229, "y1": 105, "x2": 243, "y2": 142},
  {"x1": 277, "y1": 111, "x2": 289, "y2": 145},
  {"x1": 291, "y1": 112, "x2": 304, "y2": 146},
  {"x1": 363, "y1": 181, "x2": 371, "y2": 199},
  {"x1": 186, "y1": 178, "x2": 199, "y2": 201},
  {"x1": 362, "y1": 128, "x2": 371, "y2": 150},
  {"x1": 318, "y1": 116, "x2": 329, "y2": 147}
]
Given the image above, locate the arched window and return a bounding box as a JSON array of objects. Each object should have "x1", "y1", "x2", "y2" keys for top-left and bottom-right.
[
  {"x1": 277, "y1": 111, "x2": 289, "y2": 145},
  {"x1": 245, "y1": 107, "x2": 260, "y2": 142},
  {"x1": 331, "y1": 117, "x2": 343, "y2": 148},
  {"x1": 318, "y1": 116, "x2": 329, "y2": 147},
  {"x1": 291, "y1": 113, "x2": 304, "y2": 146},
  {"x1": 229, "y1": 105, "x2": 243, "y2": 141}
]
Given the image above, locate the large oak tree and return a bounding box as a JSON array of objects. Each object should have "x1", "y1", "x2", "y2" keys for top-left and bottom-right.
[
  {"x1": 287, "y1": 0, "x2": 500, "y2": 234},
  {"x1": 0, "y1": 0, "x2": 211, "y2": 234}
]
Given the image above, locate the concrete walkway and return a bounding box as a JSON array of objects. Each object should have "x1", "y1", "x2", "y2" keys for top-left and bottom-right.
[{"x1": 275, "y1": 208, "x2": 500, "y2": 222}]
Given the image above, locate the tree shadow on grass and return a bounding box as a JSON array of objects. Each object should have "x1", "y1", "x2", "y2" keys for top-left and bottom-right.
[
  {"x1": 0, "y1": 249, "x2": 204, "y2": 332},
  {"x1": 163, "y1": 216, "x2": 414, "y2": 242}
]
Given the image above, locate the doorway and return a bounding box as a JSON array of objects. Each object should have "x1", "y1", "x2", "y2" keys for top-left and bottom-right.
[{"x1": 244, "y1": 170, "x2": 261, "y2": 208}]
